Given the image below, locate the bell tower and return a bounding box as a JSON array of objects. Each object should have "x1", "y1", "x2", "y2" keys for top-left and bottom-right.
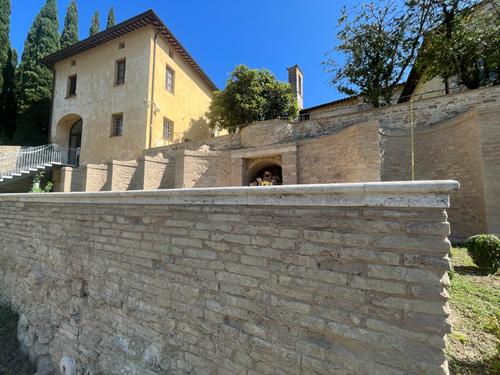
[{"x1": 287, "y1": 65, "x2": 304, "y2": 110}]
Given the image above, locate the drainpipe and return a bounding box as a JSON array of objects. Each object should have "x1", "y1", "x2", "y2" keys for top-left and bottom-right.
[{"x1": 148, "y1": 30, "x2": 161, "y2": 149}]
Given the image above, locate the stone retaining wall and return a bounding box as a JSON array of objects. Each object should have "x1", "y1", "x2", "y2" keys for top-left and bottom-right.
[
  {"x1": 0, "y1": 181, "x2": 457, "y2": 374},
  {"x1": 380, "y1": 109, "x2": 488, "y2": 237}
]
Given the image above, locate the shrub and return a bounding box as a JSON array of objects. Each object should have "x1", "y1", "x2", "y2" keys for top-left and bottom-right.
[{"x1": 465, "y1": 234, "x2": 500, "y2": 274}]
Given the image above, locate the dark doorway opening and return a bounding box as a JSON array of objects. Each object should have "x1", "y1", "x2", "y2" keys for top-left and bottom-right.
[
  {"x1": 250, "y1": 165, "x2": 283, "y2": 185},
  {"x1": 68, "y1": 119, "x2": 82, "y2": 165}
]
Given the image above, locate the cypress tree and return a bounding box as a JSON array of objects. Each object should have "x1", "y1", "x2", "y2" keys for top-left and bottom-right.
[
  {"x1": 89, "y1": 11, "x2": 100, "y2": 36},
  {"x1": 106, "y1": 6, "x2": 115, "y2": 29},
  {"x1": 14, "y1": 0, "x2": 60, "y2": 146},
  {"x1": 60, "y1": 0, "x2": 79, "y2": 48},
  {"x1": 0, "y1": 48, "x2": 17, "y2": 142},
  {"x1": 0, "y1": 0, "x2": 11, "y2": 92}
]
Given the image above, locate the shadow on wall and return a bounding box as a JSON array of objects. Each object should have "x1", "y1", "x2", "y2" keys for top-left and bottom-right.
[
  {"x1": 187, "y1": 151, "x2": 231, "y2": 188},
  {"x1": 128, "y1": 164, "x2": 144, "y2": 190},
  {"x1": 182, "y1": 116, "x2": 210, "y2": 143},
  {"x1": 54, "y1": 113, "x2": 83, "y2": 147},
  {"x1": 70, "y1": 168, "x2": 84, "y2": 192}
]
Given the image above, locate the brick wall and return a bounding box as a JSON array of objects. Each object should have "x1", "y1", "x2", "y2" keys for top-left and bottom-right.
[
  {"x1": 60, "y1": 166, "x2": 84, "y2": 192},
  {"x1": 176, "y1": 150, "x2": 231, "y2": 188},
  {"x1": 306, "y1": 85, "x2": 500, "y2": 133},
  {"x1": 297, "y1": 122, "x2": 380, "y2": 183},
  {"x1": 0, "y1": 145, "x2": 21, "y2": 156},
  {"x1": 109, "y1": 160, "x2": 141, "y2": 191},
  {"x1": 82, "y1": 164, "x2": 109, "y2": 192},
  {"x1": 477, "y1": 107, "x2": 500, "y2": 234},
  {"x1": 381, "y1": 109, "x2": 488, "y2": 238},
  {"x1": 140, "y1": 156, "x2": 175, "y2": 190},
  {"x1": 0, "y1": 146, "x2": 22, "y2": 183},
  {"x1": 0, "y1": 181, "x2": 457, "y2": 375}
]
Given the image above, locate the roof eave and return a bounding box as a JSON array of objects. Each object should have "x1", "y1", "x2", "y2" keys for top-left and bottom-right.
[{"x1": 40, "y1": 9, "x2": 218, "y2": 91}]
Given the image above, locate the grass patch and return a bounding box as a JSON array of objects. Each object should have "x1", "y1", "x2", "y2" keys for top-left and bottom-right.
[
  {"x1": 448, "y1": 247, "x2": 500, "y2": 375},
  {"x1": 0, "y1": 304, "x2": 36, "y2": 375}
]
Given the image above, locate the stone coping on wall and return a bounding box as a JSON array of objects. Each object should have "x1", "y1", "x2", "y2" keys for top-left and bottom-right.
[{"x1": 0, "y1": 180, "x2": 459, "y2": 208}]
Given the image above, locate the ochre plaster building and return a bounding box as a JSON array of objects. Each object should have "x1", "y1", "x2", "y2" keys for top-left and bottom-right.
[{"x1": 41, "y1": 10, "x2": 217, "y2": 165}]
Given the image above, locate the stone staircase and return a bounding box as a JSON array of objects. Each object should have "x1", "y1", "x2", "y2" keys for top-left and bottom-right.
[
  {"x1": 0, "y1": 144, "x2": 80, "y2": 186},
  {"x1": 0, "y1": 163, "x2": 61, "y2": 183}
]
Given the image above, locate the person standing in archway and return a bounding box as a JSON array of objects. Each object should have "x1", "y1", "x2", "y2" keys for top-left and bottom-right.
[{"x1": 255, "y1": 170, "x2": 273, "y2": 186}]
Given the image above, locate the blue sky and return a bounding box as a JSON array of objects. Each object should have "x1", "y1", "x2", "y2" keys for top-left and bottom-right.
[{"x1": 11, "y1": 0, "x2": 349, "y2": 108}]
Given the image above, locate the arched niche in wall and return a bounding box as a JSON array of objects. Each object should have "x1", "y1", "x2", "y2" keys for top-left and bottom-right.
[{"x1": 243, "y1": 155, "x2": 282, "y2": 186}]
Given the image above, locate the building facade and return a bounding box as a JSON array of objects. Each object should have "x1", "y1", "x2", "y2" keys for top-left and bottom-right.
[{"x1": 42, "y1": 10, "x2": 216, "y2": 165}]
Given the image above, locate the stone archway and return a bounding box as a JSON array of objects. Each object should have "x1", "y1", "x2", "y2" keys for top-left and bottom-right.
[
  {"x1": 55, "y1": 114, "x2": 83, "y2": 148},
  {"x1": 243, "y1": 156, "x2": 282, "y2": 186},
  {"x1": 230, "y1": 144, "x2": 298, "y2": 186}
]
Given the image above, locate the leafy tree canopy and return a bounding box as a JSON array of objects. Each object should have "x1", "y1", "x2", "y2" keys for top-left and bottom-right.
[
  {"x1": 107, "y1": 7, "x2": 115, "y2": 29},
  {"x1": 418, "y1": 0, "x2": 500, "y2": 90},
  {"x1": 89, "y1": 11, "x2": 100, "y2": 36},
  {"x1": 60, "y1": 0, "x2": 79, "y2": 48},
  {"x1": 324, "y1": 0, "x2": 433, "y2": 107},
  {"x1": 206, "y1": 65, "x2": 298, "y2": 133}
]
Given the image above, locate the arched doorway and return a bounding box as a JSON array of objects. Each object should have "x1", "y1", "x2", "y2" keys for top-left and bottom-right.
[
  {"x1": 243, "y1": 156, "x2": 283, "y2": 186},
  {"x1": 55, "y1": 114, "x2": 83, "y2": 146},
  {"x1": 68, "y1": 119, "x2": 82, "y2": 165},
  {"x1": 69, "y1": 119, "x2": 82, "y2": 149},
  {"x1": 55, "y1": 114, "x2": 83, "y2": 166}
]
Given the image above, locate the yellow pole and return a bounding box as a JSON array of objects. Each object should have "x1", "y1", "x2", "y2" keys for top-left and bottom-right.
[{"x1": 410, "y1": 99, "x2": 415, "y2": 181}]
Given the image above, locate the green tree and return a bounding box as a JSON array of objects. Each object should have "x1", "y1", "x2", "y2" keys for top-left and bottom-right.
[
  {"x1": 206, "y1": 65, "x2": 298, "y2": 133},
  {"x1": 107, "y1": 6, "x2": 115, "y2": 29},
  {"x1": 418, "y1": 0, "x2": 500, "y2": 91},
  {"x1": 14, "y1": 0, "x2": 59, "y2": 146},
  {"x1": 0, "y1": 0, "x2": 15, "y2": 143},
  {"x1": 60, "y1": 0, "x2": 79, "y2": 48},
  {"x1": 89, "y1": 11, "x2": 100, "y2": 36},
  {"x1": 0, "y1": 0, "x2": 11, "y2": 91},
  {"x1": 0, "y1": 48, "x2": 17, "y2": 142},
  {"x1": 323, "y1": 1, "x2": 433, "y2": 107}
]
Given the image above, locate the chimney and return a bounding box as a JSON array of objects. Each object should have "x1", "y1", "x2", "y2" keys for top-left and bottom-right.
[{"x1": 287, "y1": 65, "x2": 304, "y2": 110}]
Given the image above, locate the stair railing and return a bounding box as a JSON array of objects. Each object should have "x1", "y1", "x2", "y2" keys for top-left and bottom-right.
[{"x1": 0, "y1": 144, "x2": 80, "y2": 179}]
